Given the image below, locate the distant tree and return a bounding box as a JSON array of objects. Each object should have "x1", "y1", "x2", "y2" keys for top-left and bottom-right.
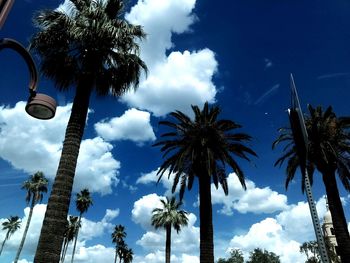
[
  {"x1": 154, "y1": 102, "x2": 256, "y2": 263},
  {"x1": 0, "y1": 216, "x2": 21, "y2": 256},
  {"x1": 122, "y1": 247, "x2": 133, "y2": 263},
  {"x1": 217, "y1": 248, "x2": 244, "y2": 263},
  {"x1": 60, "y1": 216, "x2": 79, "y2": 263},
  {"x1": 273, "y1": 105, "x2": 350, "y2": 261},
  {"x1": 151, "y1": 196, "x2": 188, "y2": 263},
  {"x1": 71, "y1": 189, "x2": 93, "y2": 263},
  {"x1": 299, "y1": 241, "x2": 320, "y2": 263},
  {"x1": 246, "y1": 248, "x2": 280, "y2": 263},
  {"x1": 14, "y1": 172, "x2": 48, "y2": 263},
  {"x1": 112, "y1": 224, "x2": 127, "y2": 263}
]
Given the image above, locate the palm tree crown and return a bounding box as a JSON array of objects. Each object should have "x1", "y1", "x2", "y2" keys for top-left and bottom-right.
[
  {"x1": 0, "y1": 216, "x2": 21, "y2": 256},
  {"x1": 31, "y1": 1, "x2": 147, "y2": 261},
  {"x1": 76, "y1": 188, "x2": 93, "y2": 215},
  {"x1": 30, "y1": 0, "x2": 147, "y2": 94},
  {"x1": 154, "y1": 102, "x2": 257, "y2": 200},
  {"x1": 273, "y1": 104, "x2": 350, "y2": 261},
  {"x1": 153, "y1": 102, "x2": 256, "y2": 263},
  {"x1": 151, "y1": 196, "x2": 188, "y2": 233}
]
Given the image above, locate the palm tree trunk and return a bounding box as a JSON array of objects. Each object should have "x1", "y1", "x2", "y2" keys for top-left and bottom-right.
[
  {"x1": 323, "y1": 170, "x2": 350, "y2": 262},
  {"x1": 70, "y1": 215, "x2": 82, "y2": 263},
  {"x1": 165, "y1": 225, "x2": 171, "y2": 263},
  {"x1": 199, "y1": 174, "x2": 214, "y2": 263},
  {"x1": 34, "y1": 79, "x2": 92, "y2": 263},
  {"x1": 0, "y1": 232, "x2": 9, "y2": 255},
  {"x1": 114, "y1": 249, "x2": 117, "y2": 263},
  {"x1": 14, "y1": 198, "x2": 35, "y2": 263}
]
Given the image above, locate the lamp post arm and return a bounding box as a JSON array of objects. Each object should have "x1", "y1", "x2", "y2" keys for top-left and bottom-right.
[{"x1": 0, "y1": 38, "x2": 37, "y2": 95}]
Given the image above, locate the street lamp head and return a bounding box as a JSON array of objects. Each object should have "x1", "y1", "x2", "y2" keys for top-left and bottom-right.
[
  {"x1": 0, "y1": 38, "x2": 57, "y2": 120},
  {"x1": 25, "y1": 93, "x2": 56, "y2": 120}
]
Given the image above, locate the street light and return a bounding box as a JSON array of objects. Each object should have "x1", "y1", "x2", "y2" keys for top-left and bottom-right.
[{"x1": 0, "y1": 38, "x2": 56, "y2": 119}]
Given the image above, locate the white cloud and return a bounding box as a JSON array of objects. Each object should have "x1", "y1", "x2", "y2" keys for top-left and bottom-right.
[
  {"x1": 122, "y1": 0, "x2": 218, "y2": 117},
  {"x1": 136, "y1": 169, "x2": 180, "y2": 196},
  {"x1": 94, "y1": 108, "x2": 155, "y2": 144},
  {"x1": 122, "y1": 49, "x2": 218, "y2": 117},
  {"x1": 126, "y1": 0, "x2": 197, "y2": 67},
  {"x1": 226, "y1": 197, "x2": 330, "y2": 263},
  {"x1": 0, "y1": 102, "x2": 120, "y2": 195},
  {"x1": 211, "y1": 173, "x2": 288, "y2": 215}
]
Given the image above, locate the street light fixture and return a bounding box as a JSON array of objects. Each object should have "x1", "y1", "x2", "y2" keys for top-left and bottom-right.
[{"x1": 0, "y1": 38, "x2": 56, "y2": 120}]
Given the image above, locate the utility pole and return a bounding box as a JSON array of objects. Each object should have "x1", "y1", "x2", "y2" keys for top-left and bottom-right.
[{"x1": 288, "y1": 74, "x2": 330, "y2": 263}]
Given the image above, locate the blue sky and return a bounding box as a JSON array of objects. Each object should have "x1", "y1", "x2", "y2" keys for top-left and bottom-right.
[{"x1": 0, "y1": 0, "x2": 350, "y2": 262}]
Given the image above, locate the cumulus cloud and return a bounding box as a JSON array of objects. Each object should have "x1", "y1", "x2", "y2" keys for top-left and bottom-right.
[
  {"x1": 131, "y1": 193, "x2": 199, "y2": 261},
  {"x1": 94, "y1": 108, "x2": 155, "y2": 145},
  {"x1": 136, "y1": 168, "x2": 180, "y2": 196},
  {"x1": 211, "y1": 173, "x2": 288, "y2": 215},
  {"x1": 227, "y1": 197, "x2": 331, "y2": 263},
  {"x1": 0, "y1": 102, "x2": 120, "y2": 195},
  {"x1": 121, "y1": 0, "x2": 218, "y2": 117}
]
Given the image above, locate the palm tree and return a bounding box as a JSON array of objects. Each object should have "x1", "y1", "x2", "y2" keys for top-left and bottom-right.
[
  {"x1": 14, "y1": 171, "x2": 48, "y2": 263},
  {"x1": 153, "y1": 102, "x2": 256, "y2": 263},
  {"x1": 151, "y1": 196, "x2": 188, "y2": 263},
  {"x1": 0, "y1": 216, "x2": 21, "y2": 256},
  {"x1": 30, "y1": 1, "x2": 147, "y2": 261},
  {"x1": 273, "y1": 105, "x2": 350, "y2": 261},
  {"x1": 60, "y1": 216, "x2": 79, "y2": 263},
  {"x1": 122, "y1": 247, "x2": 133, "y2": 263},
  {"x1": 112, "y1": 224, "x2": 126, "y2": 263},
  {"x1": 71, "y1": 189, "x2": 93, "y2": 263}
]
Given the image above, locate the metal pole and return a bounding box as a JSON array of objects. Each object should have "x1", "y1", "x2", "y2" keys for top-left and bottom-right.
[
  {"x1": 289, "y1": 74, "x2": 330, "y2": 263},
  {"x1": 0, "y1": 0, "x2": 15, "y2": 29}
]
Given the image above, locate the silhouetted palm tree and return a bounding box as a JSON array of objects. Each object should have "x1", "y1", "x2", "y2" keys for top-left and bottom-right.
[
  {"x1": 154, "y1": 102, "x2": 256, "y2": 263},
  {"x1": 14, "y1": 172, "x2": 48, "y2": 263},
  {"x1": 30, "y1": 1, "x2": 147, "y2": 261},
  {"x1": 122, "y1": 247, "x2": 133, "y2": 263},
  {"x1": 151, "y1": 196, "x2": 188, "y2": 263},
  {"x1": 0, "y1": 216, "x2": 21, "y2": 256},
  {"x1": 112, "y1": 224, "x2": 126, "y2": 263},
  {"x1": 71, "y1": 189, "x2": 92, "y2": 263},
  {"x1": 273, "y1": 105, "x2": 350, "y2": 261},
  {"x1": 60, "y1": 216, "x2": 79, "y2": 263}
]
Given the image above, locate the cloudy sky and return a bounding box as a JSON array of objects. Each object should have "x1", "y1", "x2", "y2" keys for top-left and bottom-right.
[{"x1": 1, "y1": 0, "x2": 350, "y2": 262}]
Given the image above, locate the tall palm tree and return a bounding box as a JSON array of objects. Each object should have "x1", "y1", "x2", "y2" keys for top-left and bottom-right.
[
  {"x1": 60, "y1": 216, "x2": 79, "y2": 263},
  {"x1": 0, "y1": 216, "x2": 21, "y2": 256},
  {"x1": 153, "y1": 102, "x2": 256, "y2": 263},
  {"x1": 273, "y1": 105, "x2": 350, "y2": 261},
  {"x1": 30, "y1": 1, "x2": 147, "y2": 261},
  {"x1": 14, "y1": 171, "x2": 48, "y2": 263},
  {"x1": 112, "y1": 224, "x2": 126, "y2": 263},
  {"x1": 71, "y1": 189, "x2": 93, "y2": 263},
  {"x1": 151, "y1": 196, "x2": 188, "y2": 263}
]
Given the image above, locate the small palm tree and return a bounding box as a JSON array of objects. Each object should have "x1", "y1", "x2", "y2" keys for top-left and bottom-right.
[
  {"x1": 122, "y1": 247, "x2": 133, "y2": 263},
  {"x1": 0, "y1": 216, "x2": 21, "y2": 256},
  {"x1": 273, "y1": 105, "x2": 350, "y2": 261},
  {"x1": 71, "y1": 189, "x2": 93, "y2": 263},
  {"x1": 153, "y1": 102, "x2": 256, "y2": 263},
  {"x1": 112, "y1": 224, "x2": 126, "y2": 263},
  {"x1": 151, "y1": 196, "x2": 188, "y2": 263},
  {"x1": 14, "y1": 172, "x2": 48, "y2": 263},
  {"x1": 60, "y1": 216, "x2": 79, "y2": 263},
  {"x1": 30, "y1": 1, "x2": 147, "y2": 261}
]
